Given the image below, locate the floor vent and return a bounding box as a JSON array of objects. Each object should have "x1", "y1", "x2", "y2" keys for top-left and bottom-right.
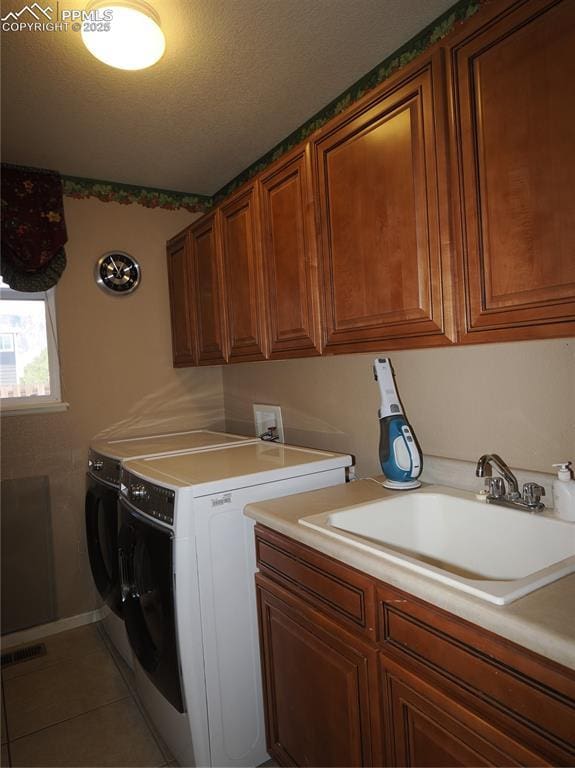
[{"x1": 1, "y1": 642, "x2": 47, "y2": 668}]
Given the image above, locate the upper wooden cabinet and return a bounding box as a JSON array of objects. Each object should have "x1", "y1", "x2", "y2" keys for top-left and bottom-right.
[
  {"x1": 188, "y1": 213, "x2": 228, "y2": 365},
  {"x1": 166, "y1": 230, "x2": 197, "y2": 367},
  {"x1": 258, "y1": 146, "x2": 322, "y2": 358},
  {"x1": 313, "y1": 54, "x2": 455, "y2": 353},
  {"x1": 167, "y1": 0, "x2": 575, "y2": 366},
  {"x1": 449, "y1": 0, "x2": 575, "y2": 342},
  {"x1": 220, "y1": 185, "x2": 269, "y2": 362}
]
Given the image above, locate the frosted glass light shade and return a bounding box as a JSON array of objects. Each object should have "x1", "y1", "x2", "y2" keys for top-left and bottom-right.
[{"x1": 82, "y1": 1, "x2": 165, "y2": 71}]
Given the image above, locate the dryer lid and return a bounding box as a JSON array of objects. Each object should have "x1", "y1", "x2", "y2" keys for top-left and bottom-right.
[
  {"x1": 123, "y1": 442, "x2": 352, "y2": 495},
  {"x1": 89, "y1": 429, "x2": 254, "y2": 460}
]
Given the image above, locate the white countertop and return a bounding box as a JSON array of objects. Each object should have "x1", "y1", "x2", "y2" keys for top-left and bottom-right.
[{"x1": 245, "y1": 479, "x2": 575, "y2": 671}]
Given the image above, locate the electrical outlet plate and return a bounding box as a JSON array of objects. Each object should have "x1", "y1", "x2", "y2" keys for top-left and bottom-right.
[{"x1": 253, "y1": 404, "x2": 284, "y2": 443}]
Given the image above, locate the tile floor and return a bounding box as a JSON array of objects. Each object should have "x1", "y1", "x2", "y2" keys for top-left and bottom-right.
[{"x1": 1, "y1": 623, "x2": 176, "y2": 767}]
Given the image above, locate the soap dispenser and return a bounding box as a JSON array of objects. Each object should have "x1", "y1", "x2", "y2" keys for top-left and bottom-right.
[{"x1": 552, "y1": 462, "x2": 575, "y2": 522}]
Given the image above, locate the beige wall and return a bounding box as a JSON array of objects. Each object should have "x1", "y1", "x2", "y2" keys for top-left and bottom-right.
[
  {"x1": 223, "y1": 339, "x2": 575, "y2": 476},
  {"x1": 1, "y1": 198, "x2": 225, "y2": 622},
  {"x1": 2, "y1": 195, "x2": 573, "y2": 626}
]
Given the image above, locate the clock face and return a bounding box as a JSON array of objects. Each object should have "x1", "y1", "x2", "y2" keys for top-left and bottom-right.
[{"x1": 95, "y1": 252, "x2": 141, "y2": 295}]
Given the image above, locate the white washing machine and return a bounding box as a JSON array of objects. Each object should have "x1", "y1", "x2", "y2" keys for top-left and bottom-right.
[
  {"x1": 85, "y1": 430, "x2": 257, "y2": 668},
  {"x1": 118, "y1": 442, "x2": 352, "y2": 767}
]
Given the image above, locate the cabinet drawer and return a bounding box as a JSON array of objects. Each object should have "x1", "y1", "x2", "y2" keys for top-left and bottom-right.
[
  {"x1": 255, "y1": 525, "x2": 376, "y2": 639},
  {"x1": 378, "y1": 586, "x2": 575, "y2": 761}
]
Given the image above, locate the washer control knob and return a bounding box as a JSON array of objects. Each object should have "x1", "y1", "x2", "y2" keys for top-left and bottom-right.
[{"x1": 131, "y1": 484, "x2": 148, "y2": 501}]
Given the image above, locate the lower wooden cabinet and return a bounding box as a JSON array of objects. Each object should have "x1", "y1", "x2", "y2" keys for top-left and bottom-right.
[
  {"x1": 254, "y1": 525, "x2": 575, "y2": 768},
  {"x1": 256, "y1": 575, "x2": 379, "y2": 767},
  {"x1": 382, "y1": 659, "x2": 549, "y2": 767}
]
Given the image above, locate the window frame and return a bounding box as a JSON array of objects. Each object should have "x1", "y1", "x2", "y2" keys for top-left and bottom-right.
[{"x1": 0, "y1": 284, "x2": 66, "y2": 413}]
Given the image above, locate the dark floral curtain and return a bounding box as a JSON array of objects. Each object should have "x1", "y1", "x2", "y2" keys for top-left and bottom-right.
[{"x1": 1, "y1": 164, "x2": 68, "y2": 291}]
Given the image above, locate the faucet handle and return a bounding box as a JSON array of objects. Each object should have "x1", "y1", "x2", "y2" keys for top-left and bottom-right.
[
  {"x1": 486, "y1": 477, "x2": 506, "y2": 499},
  {"x1": 522, "y1": 482, "x2": 545, "y2": 509}
]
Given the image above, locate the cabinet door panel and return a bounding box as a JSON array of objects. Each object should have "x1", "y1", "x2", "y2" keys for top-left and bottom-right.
[
  {"x1": 190, "y1": 213, "x2": 228, "y2": 364},
  {"x1": 382, "y1": 660, "x2": 549, "y2": 767},
  {"x1": 315, "y1": 58, "x2": 453, "y2": 351},
  {"x1": 259, "y1": 147, "x2": 321, "y2": 357},
  {"x1": 326, "y1": 104, "x2": 423, "y2": 325},
  {"x1": 166, "y1": 231, "x2": 196, "y2": 366},
  {"x1": 378, "y1": 585, "x2": 575, "y2": 753},
  {"x1": 220, "y1": 187, "x2": 268, "y2": 361},
  {"x1": 452, "y1": 0, "x2": 575, "y2": 339},
  {"x1": 257, "y1": 577, "x2": 376, "y2": 767}
]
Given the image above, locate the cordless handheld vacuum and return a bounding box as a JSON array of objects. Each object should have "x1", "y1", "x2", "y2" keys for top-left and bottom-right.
[{"x1": 374, "y1": 357, "x2": 422, "y2": 489}]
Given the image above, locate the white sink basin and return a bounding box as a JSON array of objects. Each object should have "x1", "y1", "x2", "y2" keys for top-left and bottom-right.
[{"x1": 299, "y1": 485, "x2": 575, "y2": 605}]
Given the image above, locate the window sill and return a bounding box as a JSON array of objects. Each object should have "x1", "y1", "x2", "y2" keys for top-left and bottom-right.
[{"x1": 0, "y1": 401, "x2": 69, "y2": 416}]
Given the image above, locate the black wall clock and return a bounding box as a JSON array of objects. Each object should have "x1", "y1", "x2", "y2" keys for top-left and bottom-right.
[{"x1": 95, "y1": 251, "x2": 141, "y2": 295}]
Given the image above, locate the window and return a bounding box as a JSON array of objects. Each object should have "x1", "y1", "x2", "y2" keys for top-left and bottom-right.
[
  {"x1": 0, "y1": 334, "x2": 15, "y2": 352},
  {"x1": 0, "y1": 278, "x2": 64, "y2": 411}
]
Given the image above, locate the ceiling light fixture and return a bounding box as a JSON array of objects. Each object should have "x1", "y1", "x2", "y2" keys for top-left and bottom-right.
[{"x1": 82, "y1": 0, "x2": 166, "y2": 71}]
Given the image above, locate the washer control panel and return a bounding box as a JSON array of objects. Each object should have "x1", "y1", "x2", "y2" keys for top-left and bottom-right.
[
  {"x1": 120, "y1": 470, "x2": 175, "y2": 525},
  {"x1": 88, "y1": 449, "x2": 121, "y2": 487}
]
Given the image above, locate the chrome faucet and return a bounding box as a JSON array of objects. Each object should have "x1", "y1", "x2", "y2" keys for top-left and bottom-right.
[
  {"x1": 476, "y1": 454, "x2": 545, "y2": 512},
  {"x1": 476, "y1": 454, "x2": 520, "y2": 498}
]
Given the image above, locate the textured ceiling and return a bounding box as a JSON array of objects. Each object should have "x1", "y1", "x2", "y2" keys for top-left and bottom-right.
[{"x1": 1, "y1": 0, "x2": 456, "y2": 195}]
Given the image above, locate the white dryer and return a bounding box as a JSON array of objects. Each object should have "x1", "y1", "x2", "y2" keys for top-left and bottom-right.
[
  {"x1": 85, "y1": 430, "x2": 256, "y2": 667},
  {"x1": 118, "y1": 442, "x2": 352, "y2": 767}
]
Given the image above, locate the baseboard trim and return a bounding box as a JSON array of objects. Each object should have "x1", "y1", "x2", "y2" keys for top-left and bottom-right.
[{"x1": 1, "y1": 608, "x2": 105, "y2": 648}]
